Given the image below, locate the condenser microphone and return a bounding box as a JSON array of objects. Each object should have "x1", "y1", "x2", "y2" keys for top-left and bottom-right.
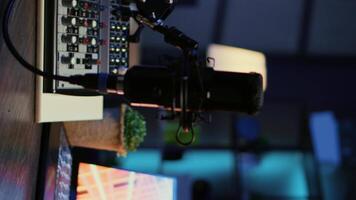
[
  {"x1": 123, "y1": 65, "x2": 264, "y2": 114},
  {"x1": 69, "y1": 65, "x2": 263, "y2": 114}
]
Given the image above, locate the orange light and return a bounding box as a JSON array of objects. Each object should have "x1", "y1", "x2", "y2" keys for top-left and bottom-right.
[{"x1": 130, "y1": 103, "x2": 160, "y2": 108}]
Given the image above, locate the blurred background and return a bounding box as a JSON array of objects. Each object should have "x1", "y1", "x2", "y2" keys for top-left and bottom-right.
[{"x1": 74, "y1": 0, "x2": 356, "y2": 199}]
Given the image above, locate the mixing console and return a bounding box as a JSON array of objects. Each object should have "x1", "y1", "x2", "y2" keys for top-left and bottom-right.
[{"x1": 51, "y1": 0, "x2": 130, "y2": 91}]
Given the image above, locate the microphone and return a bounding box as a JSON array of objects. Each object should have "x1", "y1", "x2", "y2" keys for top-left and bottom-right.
[
  {"x1": 123, "y1": 65, "x2": 264, "y2": 114},
  {"x1": 69, "y1": 65, "x2": 263, "y2": 114},
  {"x1": 203, "y1": 70, "x2": 264, "y2": 114}
]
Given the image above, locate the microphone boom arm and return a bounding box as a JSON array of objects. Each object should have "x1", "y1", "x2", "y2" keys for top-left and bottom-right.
[{"x1": 115, "y1": 7, "x2": 203, "y2": 145}]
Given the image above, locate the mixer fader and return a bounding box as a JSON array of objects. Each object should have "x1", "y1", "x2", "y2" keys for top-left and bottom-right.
[{"x1": 53, "y1": 0, "x2": 130, "y2": 91}]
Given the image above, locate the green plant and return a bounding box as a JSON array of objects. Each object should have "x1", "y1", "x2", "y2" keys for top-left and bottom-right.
[{"x1": 124, "y1": 106, "x2": 147, "y2": 152}]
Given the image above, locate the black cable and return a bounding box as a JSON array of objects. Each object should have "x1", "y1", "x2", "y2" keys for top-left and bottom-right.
[
  {"x1": 2, "y1": 0, "x2": 132, "y2": 95},
  {"x1": 2, "y1": 0, "x2": 72, "y2": 82}
]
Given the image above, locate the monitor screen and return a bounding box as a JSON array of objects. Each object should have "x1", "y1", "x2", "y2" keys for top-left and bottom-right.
[{"x1": 75, "y1": 163, "x2": 177, "y2": 200}]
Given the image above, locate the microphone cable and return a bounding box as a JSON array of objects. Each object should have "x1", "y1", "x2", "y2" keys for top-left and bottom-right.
[{"x1": 2, "y1": 0, "x2": 72, "y2": 83}]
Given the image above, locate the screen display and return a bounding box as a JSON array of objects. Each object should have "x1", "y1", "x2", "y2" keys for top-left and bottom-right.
[{"x1": 76, "y1": 163, "x2": 177, "y2": 200}]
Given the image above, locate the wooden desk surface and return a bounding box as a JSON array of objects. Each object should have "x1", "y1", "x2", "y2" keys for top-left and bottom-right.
[{"x1": 0, "y1": 0, "x2": 42, "y2": 199}]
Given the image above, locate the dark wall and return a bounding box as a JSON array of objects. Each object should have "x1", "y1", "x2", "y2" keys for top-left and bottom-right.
[
  {"x1": 141, "y1": 0, "x2": 356, "y2": 56},
  {"x1": 308, "y1": 0, "x2": 356, "y2": 56},
  {"x1": 266, "y1": 57, "x2": 356, "y2": 116},
  {"x1": 221, "y1": 0, "x2": 304, "y2": 55}
]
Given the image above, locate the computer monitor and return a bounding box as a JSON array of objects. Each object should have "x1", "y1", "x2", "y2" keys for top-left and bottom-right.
[{"x1": 74, "y1": 163, "x2": 177, "y2": 200}]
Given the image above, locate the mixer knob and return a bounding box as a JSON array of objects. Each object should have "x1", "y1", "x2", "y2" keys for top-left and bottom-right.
[
  {"x1": 61, "y1": 56, "x2": 77, "y2": 65},
  {"x1": 91, "y1": 20, "x2": 98, "y2": 28},
  {"x1": 62, "y1": 0, "x2": 78, "y2": 7},
  {"x1": 61, "y1": 34, "x2": 78, "y2": 44},
  {"x1": 61, "y1": 16, "x2": 78, "y2": 26},
  {"x1": 90, "y1": 38, "x2": 97, "y2": 46}
]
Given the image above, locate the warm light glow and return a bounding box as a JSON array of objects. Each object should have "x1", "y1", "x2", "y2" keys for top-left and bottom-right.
[
  {"x1": 130, "y1": 103, "x2": 160, "y2": 108},
  {"x1": 207, "y1": 44, "x2": 267, "y2": 91},
  {"x1": 89, "y1": 165, "x2": 108, "y2": 200}
]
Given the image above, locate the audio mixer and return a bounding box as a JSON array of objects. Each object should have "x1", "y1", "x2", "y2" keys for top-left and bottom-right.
[
  {"x1": 44, "y1": 0, "x2": 130, "y2": 92},
  {"x1": 36, "y1": 0, "x2": 131, "y2": 122}
]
